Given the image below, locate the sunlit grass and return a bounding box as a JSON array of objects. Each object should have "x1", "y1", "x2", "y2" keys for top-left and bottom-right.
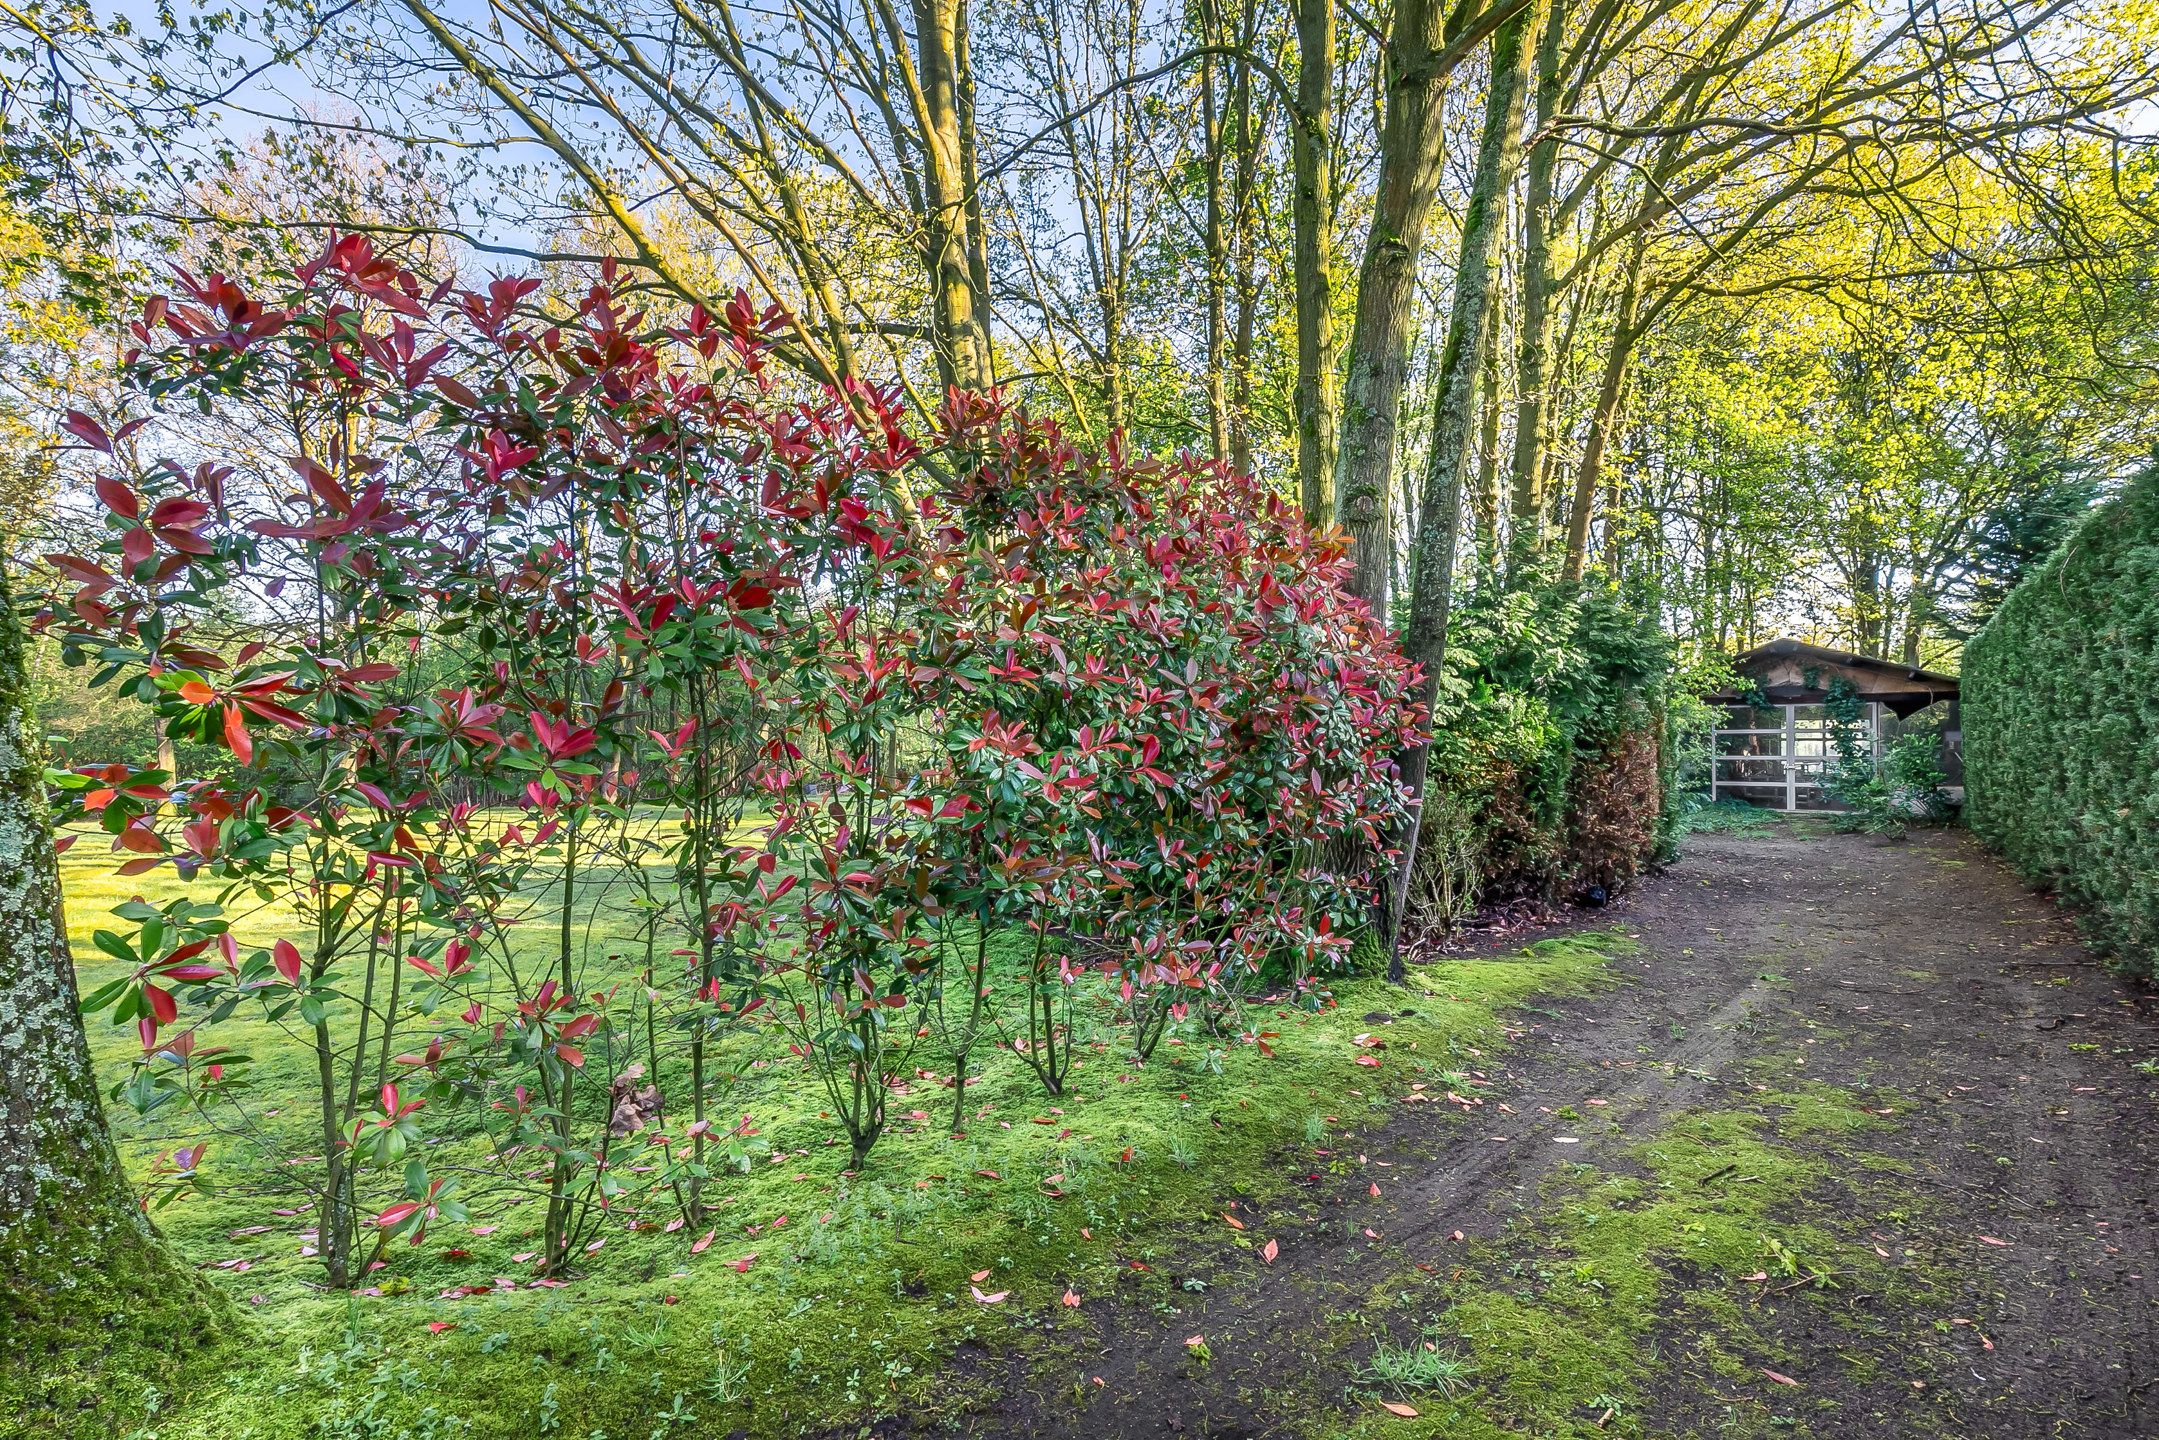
[{"x1": 61, "y1": 827, "x2": 1622, "y2": 1439}]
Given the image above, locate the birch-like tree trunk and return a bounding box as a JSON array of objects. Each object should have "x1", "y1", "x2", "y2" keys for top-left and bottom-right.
[{"x1": 0, "y1": 560, "x2": 214, "y2": 1430}]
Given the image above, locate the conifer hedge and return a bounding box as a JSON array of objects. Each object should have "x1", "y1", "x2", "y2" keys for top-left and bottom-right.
[{"x1": 1964, "y1": 464, "x2": 2159, "y2": 978}]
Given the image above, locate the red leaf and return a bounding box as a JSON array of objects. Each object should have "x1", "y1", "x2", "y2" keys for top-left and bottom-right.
[
  {"x1": 273, "y1": 939, "x2": 303, "y2": 985},
  {"x1": 223, "y1": 703, "x2": 253, "y2": 765},
  {"x1": 116, "y1": 824, "x2": 164, "y2": 855},
  {"x1": 94, "y1": 476, "x2": 138, "y2": 516},
  {"x1": 144, "y1": 984, "x2": 178, "y2": 1026},
  {"x1": 1762, "y1": 1369, "x2": 1799, "y2": 1387},
  {"x1": 1260, "y1": 1238, "x2": 1279, "y2": 1265},
  {"x1": 63, "y1": 410, "x2": 114, "y2": 453},
  {"x1": 690, "y1": 1229, "x2": 715, "y2": 1254}
]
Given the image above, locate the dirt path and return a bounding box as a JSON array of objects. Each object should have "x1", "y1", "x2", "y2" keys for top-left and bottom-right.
[{"x1": 916, "y1": 825, "x2": 2159, "y2": 1438}]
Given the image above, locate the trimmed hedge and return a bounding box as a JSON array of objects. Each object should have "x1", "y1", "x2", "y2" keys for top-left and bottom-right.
[{"x1": 1964, "y1": 464, "x2": 2159, "y2": 978}]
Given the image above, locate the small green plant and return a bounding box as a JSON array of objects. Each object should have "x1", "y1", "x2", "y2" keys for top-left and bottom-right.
[
  {"x1": 1761, "y1": 1234, "x2": 1840, "y2": 1289},
  {"x1": 1359, "y1": 1337, "x2": 1477, "y2": 1399}
]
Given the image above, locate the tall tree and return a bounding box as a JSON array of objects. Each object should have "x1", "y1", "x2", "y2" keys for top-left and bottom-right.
[
  {"x1": 1385, "y1": 1, "x2": 1538, "y2": 961},
  {"x1": 1337, "y1": 0, "x2": 1533, "y2": 611},
  {"x1": 1290, "y1": 0, "x2": 1338, "y2": 523}
]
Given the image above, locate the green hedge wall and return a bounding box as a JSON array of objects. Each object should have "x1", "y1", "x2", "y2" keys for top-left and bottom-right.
[{"x1": 1964, "y1": 464, "x2": 2159, "y2": 978}]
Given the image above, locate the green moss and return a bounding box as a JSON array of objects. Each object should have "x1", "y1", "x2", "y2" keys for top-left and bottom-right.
[
  {"x1": 1329, "y1": 1076, "x2": 1931, "y2": 1440},
  {"x1": 0, "y1": 1207, "x2": 234, "y2": 1440}
]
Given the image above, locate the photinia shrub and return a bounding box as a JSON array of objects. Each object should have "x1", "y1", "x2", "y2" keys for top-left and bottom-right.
[{"x1": 36, "y1": 234, "x2": 1421, "y2": 1272}]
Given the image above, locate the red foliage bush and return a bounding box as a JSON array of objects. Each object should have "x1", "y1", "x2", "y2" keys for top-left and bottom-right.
[{"x1": 38, "y1": 236, "x2": 1422, "y2": 1258}]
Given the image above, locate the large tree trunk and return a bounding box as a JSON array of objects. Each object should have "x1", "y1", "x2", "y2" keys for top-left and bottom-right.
[
  {"x1": 1227, "y1": 34, "x2": 1263, "y2": 478},
  {"x1": 1385, "y1": 3, "x2": 1537, "y2": 972},
  {"x1": 0, "y1": 562, "x2": 219, "y2": 1433},
  {"x1": 1200, "y1": 17, "x2": 1231, "y2": 461},
  {"x1": 1337, "y1": 0, "x2": 1534, "y2": 608},
  {"x1": 1291, "y1": 0, "x2": 1338, "y2": 525},
  {"x1": 1335, "y1": 0, "x2": 1451, "y2": 609}
]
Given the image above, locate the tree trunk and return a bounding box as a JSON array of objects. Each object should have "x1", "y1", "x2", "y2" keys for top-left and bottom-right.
[
  {"x1": 1335, "y1": 0, "x2": 1451, "y2": 610},
  {"x1": 1199, "y1": 0, "x2": 1230, "y2": 460},
  {"x1": 954, "y1": 0, "x2": 994, "y2": 368},
  {"x1": 1471, "y1": 270, "x2": 1505, "y2": 567},
  {"x1": 1291, "y1": 0, "x2": 1339, "y2": 525},
  {"x1": 1562, "y1": 237, "x2": 1647, "y2": 581},
  {"x1": 1227, "y1": 38, "x2": 1262, "y2": 477},
  {"x1": 1504, "y1": 0, "x2": 1565, "y2": 567},
  {"x1": 1386, "y1": 3, "x2": 1538, "y2": 972},
  {"x1": 913, "y1": 0, "x2": 995, "y2": 392},
  {"x1": 0, "y1": 562, "x2": 220, "y2": 1432}
]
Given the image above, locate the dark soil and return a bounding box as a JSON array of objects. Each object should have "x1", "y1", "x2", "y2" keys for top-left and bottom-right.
[{"x1": 881, "y1": 824, "x2": 2159, "y2": 1438}]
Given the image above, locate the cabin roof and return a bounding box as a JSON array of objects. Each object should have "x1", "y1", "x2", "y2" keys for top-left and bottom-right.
[{"x1": 1707, "y1": 637, "x2": 1959, "y2": 717}]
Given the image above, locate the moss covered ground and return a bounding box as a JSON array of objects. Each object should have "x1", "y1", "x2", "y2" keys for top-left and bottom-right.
[
  {"x1": 1323, "y1": 1072, "x2": 1953, "y2": 1439},
  {"x1": 51, "y1": 837, "x2": 1617, "y2": 1440}
]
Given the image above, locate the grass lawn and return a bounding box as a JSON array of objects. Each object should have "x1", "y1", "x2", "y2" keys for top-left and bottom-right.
[{"x1": 57, "y1": 831, "x2": 1619, "y2": 1440}]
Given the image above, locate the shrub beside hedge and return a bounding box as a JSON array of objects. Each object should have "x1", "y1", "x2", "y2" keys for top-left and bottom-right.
[
  {"x1": 1964, "y1": 464, "x2": 2159, "y2": 979},
  {"x1": 1405, "y1": 578, "x2": 1675, "y2": 928}
]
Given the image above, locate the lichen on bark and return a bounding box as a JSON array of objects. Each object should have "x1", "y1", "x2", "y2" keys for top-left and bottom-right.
[{"x1": 0, "y1": 559, "x2": 227, "y2": 1436}]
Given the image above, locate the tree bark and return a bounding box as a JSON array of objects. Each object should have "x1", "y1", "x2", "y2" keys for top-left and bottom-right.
[
  {"x1": 1503, "y1": 0, "x2": 1565, "y2": 566},
  {"x1": 0, "y1": 561, "x2": 218, "y2": 1430},
  {"x1": 1471, "y1": 261, "x2": 1506, "y2": 565},
  {"x1": 1563, "y1": 235, "x2": 1647, "y2": 580},
  {"x1": 1385, "y1": 2, "x2": 1539, "y2": 971},
  {"x1": 1200, "y1": 18, "x2": 1231, "y2": 461},
  {"x1": 913, "y1": 0, "x2": 996, "y2": 392},
  {"x1": 1227, "y1": 27, "x2": 1264, "y2": 477},
  {"x1": 1336, "y1": 0, "x2": 1449, "y2": 609},
  {"x1": 1291, "y1": 0, "x2": 1339, "y2": 525},
  {"x1": 1337, "y1": 0, "x2": 1536, "y2": 608}
]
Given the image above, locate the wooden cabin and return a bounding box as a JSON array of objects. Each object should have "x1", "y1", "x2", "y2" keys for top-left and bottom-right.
[{"x1": 1703, "y1": 638, "x2": 1961, "y2": 812}]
